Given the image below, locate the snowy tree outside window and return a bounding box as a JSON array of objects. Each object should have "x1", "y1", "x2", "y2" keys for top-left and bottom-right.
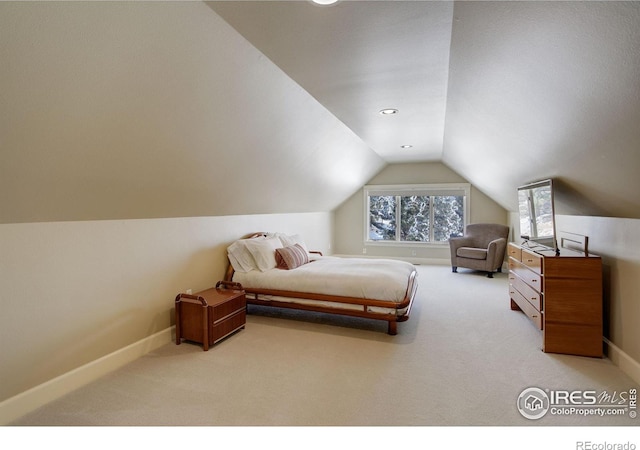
[{"x1": 366, "y1": 184, "x2": 469, "y2": 244}]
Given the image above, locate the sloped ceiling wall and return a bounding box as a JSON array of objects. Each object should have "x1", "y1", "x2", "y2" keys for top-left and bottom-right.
[
  {"x1": 0, "y1": 1, "x2": 385, "y2": 224},
  {"x1": 444, "y1": 1, "x2": 640, "y2": 217}
]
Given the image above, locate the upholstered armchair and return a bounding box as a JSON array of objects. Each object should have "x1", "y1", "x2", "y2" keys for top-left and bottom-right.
[{"x1": 449, "y1": 223, "x2": 509, "y2": 278}]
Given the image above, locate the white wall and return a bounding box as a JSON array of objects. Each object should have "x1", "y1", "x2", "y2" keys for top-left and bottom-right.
[
  {"x1": 0, "y1": 213, "x2": 332, "y2": 404},
  {"x1": 508, "y1": 213, "x2": 640, "y2": 376}
]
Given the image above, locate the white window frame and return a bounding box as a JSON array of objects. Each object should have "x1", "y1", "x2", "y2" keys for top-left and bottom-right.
[{"x1": 364, "y1": 183, "x2": 470, "y2": 247}]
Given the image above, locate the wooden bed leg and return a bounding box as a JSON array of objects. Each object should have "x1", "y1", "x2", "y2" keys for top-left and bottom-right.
[{"x1": 388, "y1": 321, "x2": 397, "y2": 335}]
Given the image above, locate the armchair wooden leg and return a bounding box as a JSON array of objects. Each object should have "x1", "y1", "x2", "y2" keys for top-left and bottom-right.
[
  {"x1": 487, "y1": 272, "x2": 494, "y2": 278},
  {"x1": 452, "y1": 266, "x2": 457, "y2": 273}
]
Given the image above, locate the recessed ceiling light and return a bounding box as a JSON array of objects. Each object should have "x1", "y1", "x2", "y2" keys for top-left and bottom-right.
[
  {"x1": 379, "y1": 108, "x2": 398, "y2": 115},
  {"x1": 311, "y1": 0, "x2": 339, "y2": 5},
  {"x1": 401, "y1": 145, "x2": 413, "y2": 149}
]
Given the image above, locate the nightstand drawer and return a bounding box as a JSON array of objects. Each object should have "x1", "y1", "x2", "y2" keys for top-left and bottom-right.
[
  {"x1": 211, "y1": 309, "x2": 246, "y2": 344},
  {"x1": 211, "y1": 294, "x2": 245, "y2": 323}
]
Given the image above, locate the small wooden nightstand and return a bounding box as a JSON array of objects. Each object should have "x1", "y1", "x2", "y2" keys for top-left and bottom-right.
[{"x1": 175, "y1": 281, "x2": 246, "y2": 351}]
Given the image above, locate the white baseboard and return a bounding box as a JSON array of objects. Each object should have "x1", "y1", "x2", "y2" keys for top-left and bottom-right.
[
  {"x1": 408, "y1": 257, "x2": 450, "y2": 266},
  {"x1": 332, "y1": 254, "x2": 450, "y2": 266},
  {"x1": 0, "y1": 326, "x2": 174, "y2": 425},
  {"x1": 604, "y1": 338, "x2": 640, "y2": 386}
]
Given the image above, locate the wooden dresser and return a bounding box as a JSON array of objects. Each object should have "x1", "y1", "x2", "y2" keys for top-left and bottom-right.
[{"x1": 508, "y1": 242, "x2": 603, "y2": 357}]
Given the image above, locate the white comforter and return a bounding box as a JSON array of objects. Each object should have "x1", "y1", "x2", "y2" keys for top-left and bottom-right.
[{"x1": 232, "y1": 256, "x2": 416, "y2": 303}]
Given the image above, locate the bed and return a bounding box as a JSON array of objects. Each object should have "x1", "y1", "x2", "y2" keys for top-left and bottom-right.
[{"x1": 224, "y1": 232, "x2": 418, "y2": 335}]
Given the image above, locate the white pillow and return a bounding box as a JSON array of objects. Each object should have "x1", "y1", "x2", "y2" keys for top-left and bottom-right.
[
  {"x1": 244, "y1": 236, "x2": 283, "y2": 272},
  {"x1": 277, "y1": 233, "x2": 309, "y2": 253},
  {"x1": 227, "y1": 239, "x2": 261, "y2": 273}
]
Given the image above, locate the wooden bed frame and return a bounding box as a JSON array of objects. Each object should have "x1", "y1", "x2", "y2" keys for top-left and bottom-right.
[{"x1": 224, "y1": 233, "x2": 418, "y2": 335}]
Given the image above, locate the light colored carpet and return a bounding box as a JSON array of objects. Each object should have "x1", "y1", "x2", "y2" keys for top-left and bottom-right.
[{"x1": 10, "y1": 265, "x2": 638, "y2": 427}]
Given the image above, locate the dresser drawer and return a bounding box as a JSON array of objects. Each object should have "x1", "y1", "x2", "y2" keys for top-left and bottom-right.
[
  {"x1": 521, "y1": 248, "x2": 543, "y2": 274},
  {"x1": 509, "y1": 271, "x2": 543, "y2": 311},
  {"x1": 507, "y1": 243, "x2": 522, "y2": 261},
  {"x1": 509, "y1": 258, "x2": 543, "y2": 291},
  {"x1": 510, "y1": 286, "x2": 543, "y2": 330}
]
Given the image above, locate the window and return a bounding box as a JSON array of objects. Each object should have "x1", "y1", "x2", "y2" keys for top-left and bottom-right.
[{"x1": 365, "y1": 184, "x2": 470, "y2": 244}]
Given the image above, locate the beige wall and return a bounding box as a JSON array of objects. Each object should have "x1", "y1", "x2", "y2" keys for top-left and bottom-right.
[
  {"x1": 0, "y1": 213, "x2": 332, "y2": 403},
  {"x1": 0, "y1": 1, "x2": 383, "y2": 224},
  {"x1": 334, "y1": 162, "x2": 509, "y2": 261},
  {"x1": 508, "y1": 213, "x2": 640, "y2": 371}
]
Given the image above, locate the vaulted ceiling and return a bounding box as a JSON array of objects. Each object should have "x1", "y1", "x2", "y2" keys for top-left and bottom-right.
[
  {"x1": 210, "y1": 1, "x2": 453, "y2": 163},
  {"x1": 210, "y1": 0, "x2": 640, "y2": 218},
  {"x1": 1, "y1": 1, "x2": 639, "y2": 223}
]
